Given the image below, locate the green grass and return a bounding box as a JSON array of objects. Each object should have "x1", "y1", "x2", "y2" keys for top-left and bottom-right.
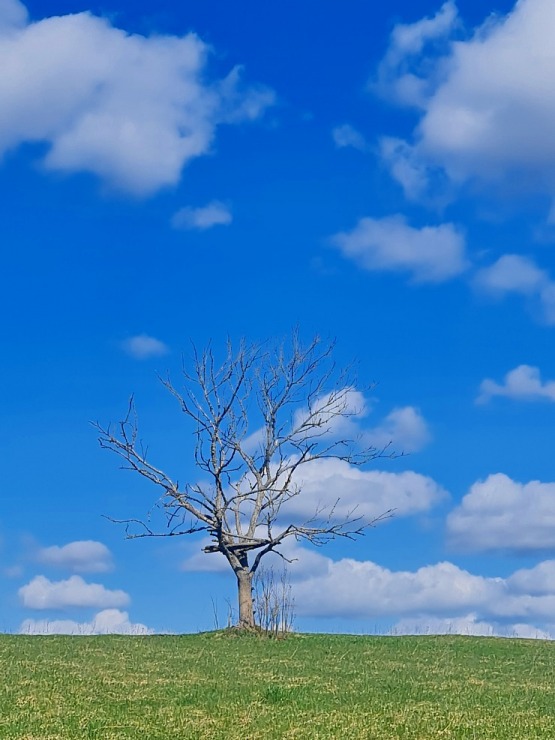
[{"x1": 2, "y1": 632, "x2": 555, "y2": 738}]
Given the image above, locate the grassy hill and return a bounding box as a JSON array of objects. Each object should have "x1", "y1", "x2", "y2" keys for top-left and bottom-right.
[{"x1": 2, "y1": 632, "x2": 555, "y2": 738}]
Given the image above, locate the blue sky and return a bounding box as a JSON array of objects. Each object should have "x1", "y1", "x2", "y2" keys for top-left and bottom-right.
[{"x1": 3, "y1": 0, "x2": 555, "y2": 637}]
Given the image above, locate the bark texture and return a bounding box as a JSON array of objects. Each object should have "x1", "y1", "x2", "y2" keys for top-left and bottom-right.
[{"x1": 237, "y1": 570, "x2": 255, "y2": 629}]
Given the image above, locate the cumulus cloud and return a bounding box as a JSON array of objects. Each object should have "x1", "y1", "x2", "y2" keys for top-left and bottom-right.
[
  {"x1": 18, "y1": 575, "x2": 129, "y2": 609},
  {"x1": 386, "y1": 0, "x2": 457, "y2": 59},
  {"x1": 0, "y1": 0, "x2": 27, "y2": 32},
  {"x1": 478, "y1": 365, "x2": 555, "y2": 404},
  {"x1": 181, "y1": 541, "x2": 229, "y2": 574},
  {"x1": 0, "y1": 1, "x2": 273, "y2": 194},
  {"x1": 292, "y1": 391, "x2": 432, "y2": 453},
  {"x1": 292, "y1": 550, "x2": 555, "y2": 624},
  {"x1": 474, "y1": 255, "x2": 547, "y2": 297},
  {"x1": 365, "y1": 406, "x2": 430, "y2": 453},
  {"x1": 375, "y1": 1, "x2": 459, "y2": 107},
  {"x1": 295, "y1": 558, "x2": 499, "y2": 619},
  {"x1": 194, "y1": 387, "x2": 436, "y2": 557},
  {"x1": 474, "y1": 255, "x2": 555, "y2": 324},
  {"x1": 181, "y1": 462, "x2": 446, "y2": 572},
  {"x1": 35, "y1": 540, "x2": 113, "y2": 573},
  {"x1": 392, "y1": 614, "x2": 498, "y2": 637},
  {"x1": 379, "y1": 137, "x2": 431, "y2": 201},
  {"x1": 183, "y1": 535, "x2": 333, "y2": 578},
  {"x1": 20, "y1": 609, "x2": 153, "y2": 635},
  {"x1": 447, "y1": 473, "x2": 555, "y2": 553},
  {"x1": 377, "y1": 0, "x2": 555, "y2": 207},
  {"x1": 182, "y1": 533, "x2": 555, "y2": 632},
  {"x1": 392, "y1": 614, "x2": 553, "y2": 640},
  {"x1": 182, "y1": 534, "x2": 330, "y2": 579},
  {"x1": 292, "y1": 388, "x2": 370, "y2": 439},
  {"x1": 121, "y1": 334, "x2": 169, "y2": 359},
  {"x1": 278, "y1": 458, "x2": 447, "y2": 524},
  {"x1": 504, "y1": 623, "x2": 555, "y2": 640},
  {"x1": 332, "y1": 124, "x2": 367, "y2": 151},
  {"x1": 242, "y1": 388, "x2": 370, "y2": 455},
  {"x1": 244, "y1": 389, "x2": 430, "y2": 457},
  {"x1": 331, "y1": 215, "x2": 468, "y2": 283},
  {"x1": 171, "y1": 201, "x2": 232, "y2": 230},
  {"x1": 508, "y1": 561, "x2": 555, "y2": 596}
]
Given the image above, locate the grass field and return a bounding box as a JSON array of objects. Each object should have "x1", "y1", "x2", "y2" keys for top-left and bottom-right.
[{"x1": 2, "y1": 632, "x2": 555, "y2": 739}]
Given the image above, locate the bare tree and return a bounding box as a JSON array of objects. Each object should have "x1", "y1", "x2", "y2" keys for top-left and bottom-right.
[{"x1": 95, "y1": 334, "x2": 394, "y2": 630}]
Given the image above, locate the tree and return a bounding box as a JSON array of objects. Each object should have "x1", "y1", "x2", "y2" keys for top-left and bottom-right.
[{"x1": 95, "y1": 334, "x2": 393, "y2": 630}]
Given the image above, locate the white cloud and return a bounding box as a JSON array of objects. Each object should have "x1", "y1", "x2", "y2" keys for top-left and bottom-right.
[
  {"x1": 506, "y1": 623, "x2": 555, "y2": 640},
  {"x1": 0, "y1": 2, "x2": 273, "y2": 194},
  {"x1": 295, "y1": 558, "x2": 500, "y2": 619},
  {"x1": 478, "y1": 365, "x2": 555, "y2": 404},
  {"x1": 331, "y1": 215, "x2": 468, "y2": 283},
  {"x1": 378, "y1": 0, "x2": 555, "y2": 206},
  {"x1": 121, "y1": 334, "x2": 169, "y2": 359},
  {"x1": 171, "y1": 201, "x2": 232, "y2": 230},
  {"x1": 240, "y1": 425, "x2": 267, "y2": 456},
  {"x1": 182, "y1": 534, "x2": 555, "y2": 633},
  {"x1": 332, "y1": 124, "x2": 367, "y2": 151},
  {"x1": 242, "y1": 388, "x2": 370, "y2": 455},
  {"x1": 392, "y1": 614, "x2": 553, "y2": 640},
  {"x1": 20, "y1": 608, "x2": 153, "y2": 635},
  {"x1": 244, "y1": 390, "x2": 430, "y2": 457},
  {"x1": 18, "y1": 575, "x2": 129, "y2": 609},
  {"x1": 292, "y1": 550, "x2": 555, "y2": 624},
  {"x1": 181, "y1": 535, "x2": 229, "y2": 574},
  {"x1": 193, "y1": 389, "x2": 436, "y2": 549},
  {"x1": 365, "y1": 406, "x2": 431, "y2": 453},
  {"x1": 392, "y1": 614, "x2": 498, "y2": 637},
  {"x1": 474, "y1": 255, "x2": 547, "y2": 296},
  {"x1": 181, "y1": 463, "x2": 446, "y2": 572},
  {"x1": 508, "y1": 561, "x2": 555, "y2": 596},
  {"x1": 386, "y1": 0, "x2": 457, "y2": 59},
  {"x1": 292, "y1": 387, "x2": 370, "y2": 439},
  {"x1": 183, "y1": 535, "x2": 348, "y2": 581},
  {"x1": 35, "y1": 540, "x2": 113, "y2": 573},
  {"x1": 281, "y1": 458, "x2": 447, "y2": 524},
  {"x1": 0, "y1": 0, "x2": 27, "y2": 32},
  {"x1": 379, "y1": 137, "x2": 432, "y2": 201},
  {"x1": 447, "y1": 473, "x2": 555, "y2": 553},
  {"x1": 474, "y1": 254, "x2": 555, "y2": 325},
  {"x1": 300, "y1": 394, "x2": 431, "y2": 454},
  {"x1": 375, "y1": 1, "x2": 458, "y2": 107}
]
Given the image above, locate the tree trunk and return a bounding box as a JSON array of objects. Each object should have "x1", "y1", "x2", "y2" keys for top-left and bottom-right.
[{"x1": 236, "y1": 570, "x2": 255, "y2": 629}]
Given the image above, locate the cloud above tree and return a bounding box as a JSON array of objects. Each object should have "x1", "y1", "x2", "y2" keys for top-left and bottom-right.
[
  {"x1": 376, "y1": 0, "x2": 555, "y2": 210},
  {"x1": 331, "y1": 215, "x2": 468, "y2": 284},
  {"x1": 0, "y1": 1, "x2": 273, "y2": 195}
]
